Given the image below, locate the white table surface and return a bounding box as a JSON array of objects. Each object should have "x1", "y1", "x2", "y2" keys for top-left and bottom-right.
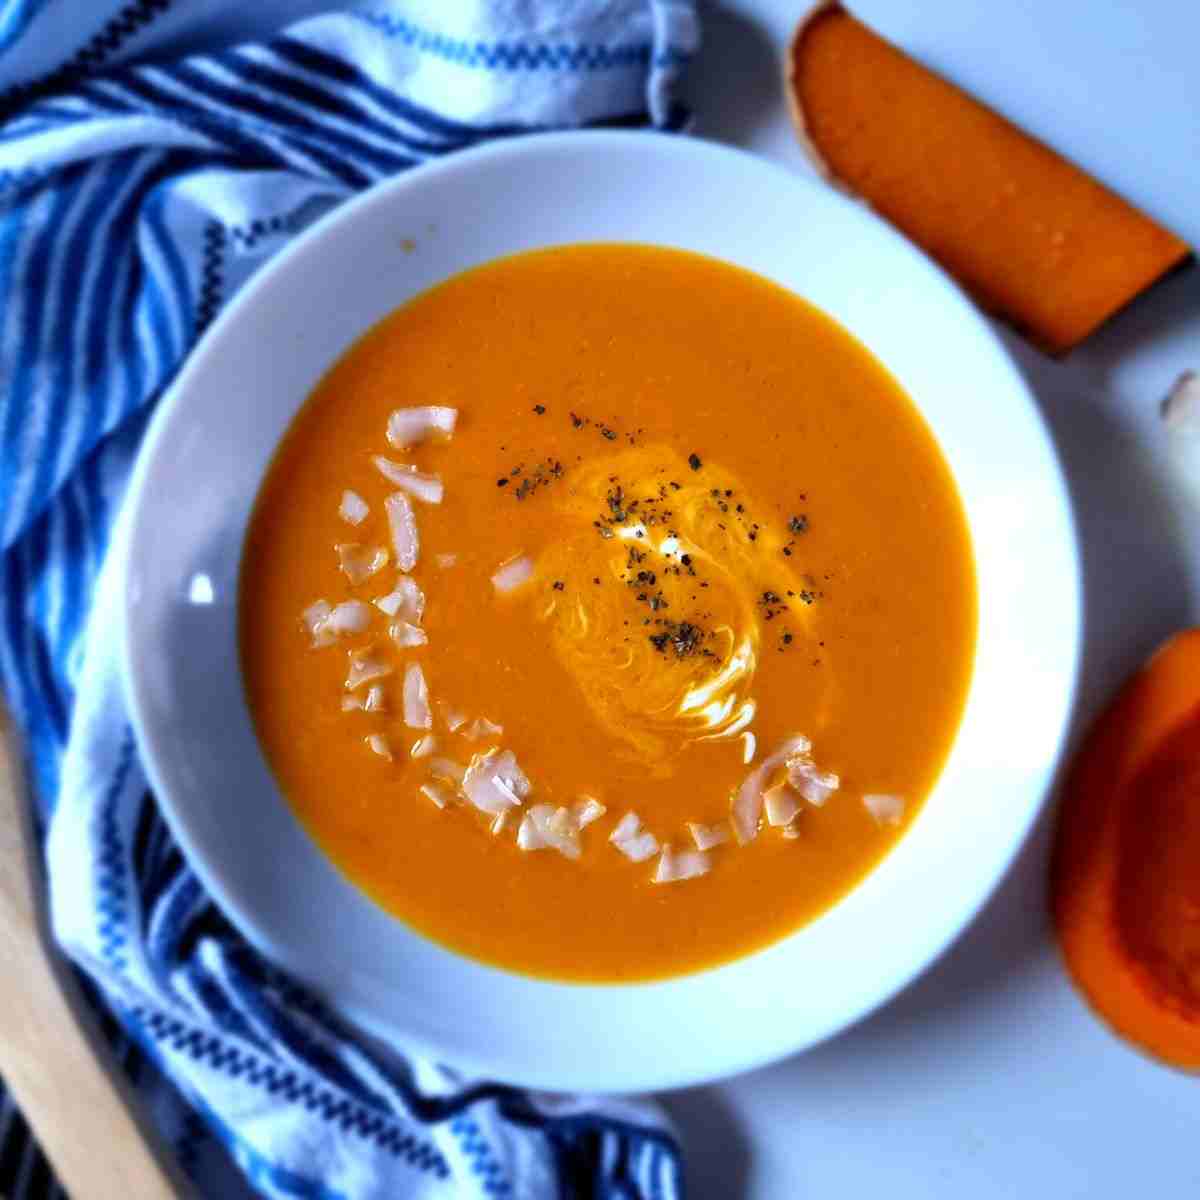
[{"x1": 665, "y1": 1, "x2": 1200, "y2": 1195}]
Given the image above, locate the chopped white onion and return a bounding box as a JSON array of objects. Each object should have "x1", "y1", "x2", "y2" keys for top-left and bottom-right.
[
  {"x1": 387, "y1": 405, "x2": 457, "y2": 449},
  {"x1": 610, "y1": 812, "x2": 641, "y2": 843},
  {"x1": 788, "y1": 758, "x2": 839, "y2": 807},
  {"x1": 490, "y1": 811, "x2": 509, "y2": 836},
  {"x1": 764, "y1": 783, "x2": 800, "y2": 827},
  {"x1": 346, "y1": 647, "x2": 392, "y2": 690},
  {"x1": 435, "y1": 553, "x2": 459, "y2": 568},
  {"x1": 385, "y1": 492, "x2": 420, "y2": 572},
  {"x1": 491, "y1": 554, "x2": 534, "y2": 593},
  {"x1": 610, "y1": 812, "x2": 659, "y2": 862},
  {"x1": 364, "y1": 685, "x2": 386, "y2": 713},
  {"x1": 373, "y1": 456, "x2": 444, "y2": 504},
  {"x1": 687, "y1": 821, "x2": 730, "y2": 851},
  {"x1": 302, "y1": 599, "x2": 334, "y2": 647},
  {"x1": 444, "y1": 709, "x2": 467, "y2": 733},
  {"x1": 517, "y1": 803, "x2": 582, "y2": 859},
  {"x1": 782, "y1": 824, "x2": 802, "y2": 840},
  {"x1": 405, "y1": 473, "x2": 444, "y2": 505},
  {"x1": 339, "y1": 489, "x2": 369, "y2": 525},
  {"x1": 366, "y1": 733, "x2": 392, "y2": 761},
  {"x1": 325, "y1": 600, "x2": 370, "y2": 636},
  {"x1": 402, "y1": 662, "x2": 432, "y2": 729},
  {"x1": 420, "y1": 782, "x2": 451, "y2": 810},
  {"x1": 306, "y1": 599, "x2": 369, "y2": 646},
  {"x1": 575, "y1": 796, "x2": 607, "y2": 828},
  {"x1": 462, "y1": 716, "x2": 504, "y2": 741},
  {"x1": 462, "y1": 748, "x2": 531, "y2": 815},
  {"x1": 428, "y1": 756, "x2": 466, "y2": 785},
  {"x1": 653, "y1": 844, "x2": 710, "y2": 883},
  {"x1": 389, "y1": 620, "x2": 428, "y2": 648},
  {"x1": 742, "y1": 731, "x2": 757, "y2": 764},
  {"x1": 341, "y1": 694, "x2": 364, "y2": 712},
  {"x1": 410, "y1": 734, "x2": 437, "y2": 759},
  {"x1": 336, "y1": 543, "x2": 388, "y2": 585},
  {"x1": 374, "y1": 577, "x2": 424, "y2": 622},
  {"x1": 864, "y1": 793, "x2": 906, "y2": 827},
  {"x1": 513, "y1": 811, "x2": 542, "y2": 849},
  {"x1": 731, "y1": 734, "x2": 811, "y2": 844},
  {"x1": 620, "y1": 832, "x2": 661, "y2": 862}
]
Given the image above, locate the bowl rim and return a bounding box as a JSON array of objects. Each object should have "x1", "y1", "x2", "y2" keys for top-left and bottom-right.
[{"x1": 119, "y1": 128, "x2": 1083, "y2": 1092}]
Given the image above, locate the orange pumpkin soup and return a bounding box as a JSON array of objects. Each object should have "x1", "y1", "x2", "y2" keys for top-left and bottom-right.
[{"x1": 240, "y1": 244, "x2": 975, "y2": 982}]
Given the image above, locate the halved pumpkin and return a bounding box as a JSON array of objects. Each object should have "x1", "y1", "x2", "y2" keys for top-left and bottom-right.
[{"x1": 1052, "y1": 630, "x2": 1200, "y2": 1069}]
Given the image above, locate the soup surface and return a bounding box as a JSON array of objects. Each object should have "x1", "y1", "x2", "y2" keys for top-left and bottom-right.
[{"x1": 241, "y1": 244, "x2": 976, "y2": 982}]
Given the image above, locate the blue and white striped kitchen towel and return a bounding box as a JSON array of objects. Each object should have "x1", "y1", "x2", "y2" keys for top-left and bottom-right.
[{"x1": 0, "y1": 3, "x2": 700, "y2": 1196}]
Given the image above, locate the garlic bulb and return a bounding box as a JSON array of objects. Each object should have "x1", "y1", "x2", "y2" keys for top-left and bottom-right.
[{"x1": 1162, "y1": 371, "x2": 1200, "y2": 510}]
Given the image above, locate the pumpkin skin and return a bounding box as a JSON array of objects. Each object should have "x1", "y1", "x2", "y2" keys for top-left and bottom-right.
[{"x1": 786, "y1": 3, "x2": 1190, "y2": 356}]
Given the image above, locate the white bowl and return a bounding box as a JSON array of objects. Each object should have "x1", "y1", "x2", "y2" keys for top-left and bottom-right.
[{"x1": 122, "y1": 131, "x2": 1081, "y2": 1093}]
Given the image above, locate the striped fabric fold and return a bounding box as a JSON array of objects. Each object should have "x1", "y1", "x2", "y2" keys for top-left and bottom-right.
[{"x1": 0, "y1": 3, "x2": 700, "y2": 1197}]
